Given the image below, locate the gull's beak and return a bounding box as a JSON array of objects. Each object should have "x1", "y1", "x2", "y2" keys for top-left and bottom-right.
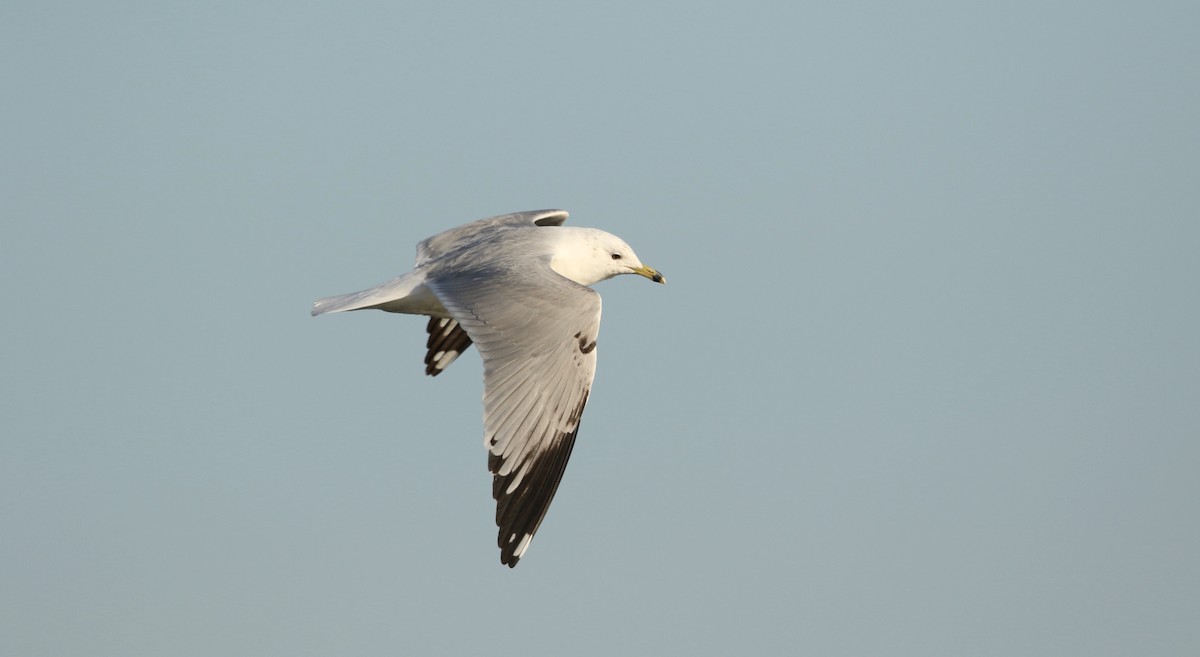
[{"x1": 631, "y1": 265, "x2": 666, "y2": 284}]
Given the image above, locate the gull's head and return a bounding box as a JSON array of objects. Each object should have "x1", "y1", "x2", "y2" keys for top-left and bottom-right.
[{"x1": 550, "y1": 228, "x2": 666, "y2": 287}]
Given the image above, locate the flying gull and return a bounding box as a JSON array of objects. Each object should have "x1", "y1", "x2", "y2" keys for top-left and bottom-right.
[{"x1": 312, "y1": 209, "x2": 665, "y2": 567}]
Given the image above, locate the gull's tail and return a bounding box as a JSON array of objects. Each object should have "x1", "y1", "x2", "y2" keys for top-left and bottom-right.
[{"x1": 311, "y1": 271, "x2": 427, "y2": 316}]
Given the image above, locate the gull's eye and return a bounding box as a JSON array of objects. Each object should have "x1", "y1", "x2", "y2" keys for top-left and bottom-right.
[{"x1": 611, "y1": 253, "x2": 622, "y2": 260}]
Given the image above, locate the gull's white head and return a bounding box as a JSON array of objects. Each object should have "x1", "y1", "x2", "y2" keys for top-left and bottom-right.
[{"x1": 549, "y1": 227, "x2": 666, "y2": 287}]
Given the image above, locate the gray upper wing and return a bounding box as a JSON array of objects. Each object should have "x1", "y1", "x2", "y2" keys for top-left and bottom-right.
[
  {"x1": 415, "y1": 210, "x2": 569, "y2": 267},
  {"x1": 426, "y1": 261, "x2": 600, "y2": 567}
]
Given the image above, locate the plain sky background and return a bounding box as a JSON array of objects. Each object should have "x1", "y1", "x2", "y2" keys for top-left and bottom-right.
[{"x1": 2, "y1": 2, "x2": 1198, "y2": 655}]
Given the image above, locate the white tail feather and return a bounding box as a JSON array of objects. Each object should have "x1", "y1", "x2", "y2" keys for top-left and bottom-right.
[{"x1": 311, "y1": 271, "x2": 434, "y2": 316}]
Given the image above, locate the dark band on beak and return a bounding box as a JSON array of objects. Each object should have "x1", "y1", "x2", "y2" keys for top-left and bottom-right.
[{"x1": 632, "y1": 264, "x2": 666, "y2": 284}]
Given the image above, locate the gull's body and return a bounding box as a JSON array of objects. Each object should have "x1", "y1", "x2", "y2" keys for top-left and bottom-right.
[{"x1": 312, "y1": 210, "x2": 664, "y2": 567}]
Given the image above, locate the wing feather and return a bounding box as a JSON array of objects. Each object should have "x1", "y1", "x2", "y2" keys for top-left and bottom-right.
[
  {"x1": 423, "y1": 317, "x2": 473, "y2": 376},
  {"x1": 415, "y1": 210, "x2": 569, "y2": 266}
]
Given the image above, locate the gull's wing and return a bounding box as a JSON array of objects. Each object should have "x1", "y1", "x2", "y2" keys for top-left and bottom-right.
[
  {"x1": 423, "y1": 317, "x2": 473, "y2": 376},
  {"x1": 427, "y1": 263, "x2": 600, "y2": 567},
  {"x1": 415, "y1": 210, "x2": 568, "y2": 266}
]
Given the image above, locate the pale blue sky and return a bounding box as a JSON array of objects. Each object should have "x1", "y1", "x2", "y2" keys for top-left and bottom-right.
[{"x1": 2, "y1": 2, "x2": 1198, "y2": 656}]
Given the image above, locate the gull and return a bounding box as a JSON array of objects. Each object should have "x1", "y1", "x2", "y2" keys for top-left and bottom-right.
[{"x1": 312, "y1": 209, "x2": 665, "y2": 567}]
